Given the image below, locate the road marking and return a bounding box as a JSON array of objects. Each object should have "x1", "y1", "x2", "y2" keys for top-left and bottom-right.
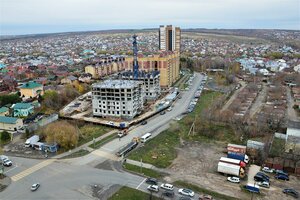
[
  {"x1": 136, "y1": 178, "x2": 146, "y2": 189},
  {"x1": 4, "y1": 164, "x2": 18, "y2": 174},
  {"x1": 91, "y1": 149, "x2": 118, "y2": 161},
  {"x1": 11, "y1": 159, "x2": 55, "y2": 182}
]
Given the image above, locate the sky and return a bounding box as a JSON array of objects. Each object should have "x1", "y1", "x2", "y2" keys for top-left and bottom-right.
[{"x1": 0, "y1": 0, "x2": 299, "y2": 35}]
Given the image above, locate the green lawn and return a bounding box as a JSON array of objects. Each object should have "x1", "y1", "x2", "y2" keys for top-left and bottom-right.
[
  {"x1": 123, "y1": 163, "x2": 163, "y2": 179},
  {"x1": 89, "y1": 132, "x2": 118, "y2": 149},
  {"x1": 78, "y1": 124, "x2": 112, "y2": 146},
  {"x1": 109, "y1": 186, "x2": 162, "y2": 200},
  {"x1": 174, "y1": 180, "x2": 241, "y2": 200}
]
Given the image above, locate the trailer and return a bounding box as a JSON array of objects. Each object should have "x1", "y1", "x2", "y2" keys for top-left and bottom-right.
[
  {"x1": 217, "y1": 162, "x2": 245, "y2": 178},
  {"x1": 227, "y1": 144, "x2": 246, "y2": 154},
  {"x1": 116, "y1": 141, "x2": 138, "y2": 157},
  {"x1": 228, "y1": 152, "x2": 249, "y2": 163},
  {"x1": 220, "y1": 157, "x2": 246, "y2": 168},
  {"x1": 25, "y1": 135, "x2": 40, "y2": 147}
]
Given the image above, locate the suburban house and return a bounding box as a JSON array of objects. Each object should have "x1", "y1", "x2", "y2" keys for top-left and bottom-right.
[
  {"x1": 0, "y1": 107, "x2": 9, "y2": 116},
  {"x1": 285, "y1": 127, "x2": 300, "y2": 155},
  {"x1": 19, "y1": 81, "x2": 44, "y2": 99},
  {"x1": 12, "y1": 103, "x2": 34, "y2": 117},
  {"x1": 0, "y1": 116, "x2": 23, "y2": 132},
  {"x1": 61, "y1": 75, "x2": 78, "y2": 84}
]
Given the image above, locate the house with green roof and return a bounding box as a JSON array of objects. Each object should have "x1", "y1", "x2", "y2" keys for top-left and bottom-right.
[
  {"x1": 0, "y1": 116, "x2": 23, "y2": 132},
  {"x1": 0, "y1": 107, "x2": 9, "y2": 116},
  {"x1": 12, "y1": 103, "x2": 34, "y2": 117},
  {"x1": 19, "y1": 81, "x2": 44, "y2": 99}
]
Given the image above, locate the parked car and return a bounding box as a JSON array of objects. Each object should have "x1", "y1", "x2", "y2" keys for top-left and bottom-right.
[
  {"x1": 31, "y1": 183, "x2": 40, "y2": 191},
  {"x1": 146, "y1": 178, "x2": 158, "y2": 185},
  {"x1": 147, "y1": 185, "x2": 159, "y2": 192},
  {"x1": 179, "y1": 197, "x2": 192, "y2": 200},
  {"x1": 275, "y1": 170, "x2": 289, "y2": 177},
  {"x1": 275, "y1": 174, "x2": 289, "y2": 181},
  {"x1": 283, "y1": 188, "x2": 299, "y2": 198},
  {"x1": 178, "y1": 188, "x2": 195, "y2": 197},
  {"x1": 227, "y1": 177, "x2": 240, "y2": 183},
  {"x1": 256, "y1": 181, "x2": 270, "y2": 188},
  {"x1": 254, "y1": 174, "x2": 269, "y2": 182},
  {"x1": 3, "y1": 159, "x2": 12, "y2": 167},
  {"x1": 167, "y1": 107, "x2": 172, "y2": 112},
  {"x1": 160, "y1": 111, "x2": 166, "y2": 115},
  {"x1": 160, "y1": 183, "x2": 174, "y2": 191},
  {"x1": 199, "y1": 194, "x2": 213, "y2": 200},
  {"x1": 262, "y1": 167, "x2": 274, "y2": 173},
  {"x1": 141, "y1": 121, "x2": 147, "y2": 125},
  {"x1": 162, "y1": 191, "x2": 174, "y2": 198}
]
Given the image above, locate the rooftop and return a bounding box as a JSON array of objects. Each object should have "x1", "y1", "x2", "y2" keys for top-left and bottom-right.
[
  {"x1": 93, "y1": 79, "x2": 141, "y2": 89},
  {"x1": 19, "y1": 81, "x2": 42, "y2": 89},
  {"x1": 0, "y1": 107, "x2": 9, "y2": 113},
  {"x1": 12, "y1": 103, "x2": 33, "y2": 110},
  {"x1": 0, "y1": 116, "x2": 19, "y2": 124},
  {"x1": 122, "y1": 70, "x2": 160, "y2": 79}
]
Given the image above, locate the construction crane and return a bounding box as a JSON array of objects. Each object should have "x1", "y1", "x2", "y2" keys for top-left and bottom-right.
[{"x1": 132, "y1": 34, "x2": 139, "y2": 80}]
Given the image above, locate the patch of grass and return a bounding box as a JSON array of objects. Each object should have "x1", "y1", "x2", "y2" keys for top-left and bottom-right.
[
  {"x1": 61, "y1": 149, "x2": 90, "y2": 159},
  {"x1": 89, "y1": 133, "x2": 118, "y2": 149},
  {"x1": 109, "y1": 186, "x2": 162, "y2": 200},
  {"x1": 123, "y1": 163, "x2": 162, "y2": 179},
  {"x1": 174, "y1": 180, "x2": 240, "y2": 200},
  {"x1": 269, "y1": 137, "x2": 285, "y2": 157},
  {"x1": 128, "y1": 129, "x2": 180, "y2": 168},
  {"x1": 78, "y1": 124, "x2": 112, "y2": 146}
]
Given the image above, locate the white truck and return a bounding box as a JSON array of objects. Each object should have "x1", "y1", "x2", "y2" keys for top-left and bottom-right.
[
  {"x1": 217, "y1": 162, "x2": 245, "y2": 178},
  {"x1": 25, "y1": 135, "x2": 40, "y2": 147}
]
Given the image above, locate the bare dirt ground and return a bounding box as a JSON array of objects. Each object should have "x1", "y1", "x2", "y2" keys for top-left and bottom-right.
[{"x1": 164, "y1": 141, "x2": 300, "y2": 200}]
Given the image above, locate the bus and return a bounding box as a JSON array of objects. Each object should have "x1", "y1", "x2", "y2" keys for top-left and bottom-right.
[{"x1": 141, "y1": 133, "x2": 152, "y2": 143}]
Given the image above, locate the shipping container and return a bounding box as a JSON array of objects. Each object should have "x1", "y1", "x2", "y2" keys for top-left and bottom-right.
[
  {"x1": 227, "y1": 152, "x2": 249, "y2": 164},
  {"x1": 217, "y1": 162, "x2": 245, "y2": 177},
  {"x1": 227, "y1": 144, "x2": 246, "y2": 154}
]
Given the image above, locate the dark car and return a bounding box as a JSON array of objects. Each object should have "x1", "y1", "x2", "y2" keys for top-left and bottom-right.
[
  {"x1": 256, "y1": 172, "x2": 270, "y2": 180},
  {"x1": 276, "y1": 170, "x2": 289, "y2": 177},
  {"x1": 141, "y1": 121, "x2": 147, "y2": 125},
  {"x1": 254, "y1": 174, "x2": 268, "y2": 182},
  {"x1": 146, "y1": 178, "x2": 158, "y2": 185},
  {"x1": 283, "y1": 189, "x2": 299, "y2": 198},
  {"x1": 162, "y1": 191, "x2": 175, "y2": 198},
  {"x1": 160, "y1": 111, "x2": 166, "y2": 115},
  {"x1": 275, "y1": 174, "x2": 289, "y2": 181}
]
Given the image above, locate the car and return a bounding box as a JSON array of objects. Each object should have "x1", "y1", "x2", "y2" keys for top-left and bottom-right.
[
  {"x1": 160, "y1": 183, "x2": 174, "y2": 191},
  {"x1": 283, "y1": 188, "x2": 299, "y2": 198},
  {"x1": 3, "y1": 159, "x2": 12, "y2": 167},
  {"x1": 275, "y1": 174, "x2": 289, "y2": 181},
  {"x1": 178, "y1": 188, "x2": 195, "y2": 197},
  {"x1": 167, "y1": 107, "x2": 172, "y2": 112},
  {"x1": 162, "y1": 191, "x2": 174, "y2": 198},
  {"x1": 227, "y1": 176, "x2": 240, "y2": 183},
  {"x1": 256, "y1": 172, "x2": 270, "y2": 181},
  {"x1": 262, "y1": 167, "x2": 274, "y2": 173},
  {"x1": 106, "y1": 121, "x2": 114, "y2": 126},
  {"x1": 160, "y1": 111, "x2": 166, "y2": 115},
  {"x1": 31, "y1": 183, "x2": 40, "y2": 191},
  {"x1": 254, "y1": 174, "x2": 269, "y2": 182},
  {"x1": 275, "y1": 170, "x2": 289, "y2": 177},
  {"x1": 146, "y1": 178, "x2": 158, "y2": 185},
  {"x1": 199, "y1": 194, "x2": 213, "y2": 200},
  {"x1": 147, "y1": 185, "x2": 159, "y2": 192},
  {"x1": 256, "y1": 181, "x2": 270, "y2": 188},
  {"x1": 141, "y1": 121, "x2": 147, "y2": 125}
]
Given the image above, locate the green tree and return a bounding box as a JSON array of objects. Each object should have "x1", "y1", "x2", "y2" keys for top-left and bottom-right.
[
  {"x1": 0, "y1": 131, "x2": 11, "y2": 142},
  {"x1": 0, "y1": 94, "x2": 21, "y2": 107}
]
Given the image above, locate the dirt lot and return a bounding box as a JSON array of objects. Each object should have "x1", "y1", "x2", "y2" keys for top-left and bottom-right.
[{"x1": 163, "y1": 141, "x2": 300, "y2": 200}]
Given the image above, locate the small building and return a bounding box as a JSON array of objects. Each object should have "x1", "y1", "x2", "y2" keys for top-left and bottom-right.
[
  {"x1": 0, "y1": 116, "x2": 23, "y2": 132},
  {"x1": 12, "y1": 103, "x2": 34, "y2": 117},
  {"x1": 19, "y1": 81, "x2": 44, "y2": 99},
  {"x1": 285, "y1": 127, "x2": 300, "y2": 155},
  {"x1": 61, "y1": 75, "x2": 78, "y2": 84},
  {"x1": 0, "y1": 107, "x2": 9, "y2": 116}
]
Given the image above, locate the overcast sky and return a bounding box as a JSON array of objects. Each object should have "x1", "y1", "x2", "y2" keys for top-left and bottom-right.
[{"x1": 0, "y1": 0, "x2": 299, "y2": 35}]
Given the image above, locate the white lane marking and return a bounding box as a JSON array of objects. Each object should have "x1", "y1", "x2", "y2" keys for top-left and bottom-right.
[
  {"x1": 100, "y1": 147, "x2": 114, "y2": 152},
  {"x1": 4, "y1": 164, "x2": 18, "y2": 173},
  {"x1": 136, "y1": 178, "x2": 147, "y2": 189}
]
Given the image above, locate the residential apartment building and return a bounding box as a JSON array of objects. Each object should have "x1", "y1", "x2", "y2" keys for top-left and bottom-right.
[
  {"x1": 92, "y1": 80, "x2": 144, "y2": 119},
  {"x1": 85, "y1": 55, "x2": 126, "y2": 79},
  {"x1": 125, "y1": 51, "x2": 180, "y2": 87},
  {"x1": 159, "y1": 25, "x2": 181, "y2": 52}
]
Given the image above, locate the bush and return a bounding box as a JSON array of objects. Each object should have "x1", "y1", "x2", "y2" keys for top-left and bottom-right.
[{"x1": 0, "y1": 131, "x2": 10, "y2": 142}]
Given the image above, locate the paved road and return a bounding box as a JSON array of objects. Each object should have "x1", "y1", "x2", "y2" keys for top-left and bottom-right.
[{"x1": 1, "y1": 72, "x2": 204, "y2": 199}]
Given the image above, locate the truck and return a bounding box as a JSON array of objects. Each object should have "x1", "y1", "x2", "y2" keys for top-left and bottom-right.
[
  {"x1": 25, "y1": 135, "x2": 40, "y2": 147},
  {"x1": 227, "y1": 143, "x2": 246, "y2": 154},
  {"x1": 118, "y1": 129, "x2": 128, "y2": 138},
  {"x1": 245, "y1": 184, "x2": 260, "y2": 193},
  {"x1": 220, "y1": 157, "x2": 246, "y2": 168},
  {"x1": 217, "y1": 162, "x2": 245, "y2": 178},
  {"x1": 116, "y1": 141, "x2": 138, "y2": 157},
  {"x1": 228, "y1": 152, "x2": 249, "y2": 164}
]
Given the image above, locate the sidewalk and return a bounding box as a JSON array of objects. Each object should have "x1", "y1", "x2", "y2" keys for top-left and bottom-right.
[
  {"x1": 54, "y1": 129, "x2": 118, "y2": 159},
  {"x1": 125, "y1": 159, "x2": 169, "y2": 174}
]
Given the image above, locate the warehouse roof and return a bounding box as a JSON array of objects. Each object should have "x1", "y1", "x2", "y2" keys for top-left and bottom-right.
[{"x1": 0, "y1": 116, "x2": 19, "y2": 124}]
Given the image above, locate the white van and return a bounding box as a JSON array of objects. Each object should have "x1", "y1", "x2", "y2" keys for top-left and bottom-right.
[
  {"x1": 140, "y1": 133, "x2": 152, "y2": 143},
  {"x1": 160, "y1": 183, "x2": 174, "y2": 191}
]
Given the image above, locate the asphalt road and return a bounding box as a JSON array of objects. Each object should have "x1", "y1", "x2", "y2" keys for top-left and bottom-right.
[{"x1": 1, "y1": 72, "x2": 204, "y2": 200}]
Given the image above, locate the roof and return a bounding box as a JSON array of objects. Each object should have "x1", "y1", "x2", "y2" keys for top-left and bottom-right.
[
  {"x1": 19, "y1": 81, "x2": 42, "y2": 89},
  {"x1": 0, "y1": 107, "x2": 9, "y2": 113},
  {"x1": 287, "y1": 128, "x2": 300, "y2": 138},
  {"x1": 93, "y1": 79, "x2": 141, "y2": 89},
  {"x1": 0, "y1": 116, "x2": 19, "y2": 124},
  {"x1": 13, "y1": 103, "x2": 33, "y2": 109}
]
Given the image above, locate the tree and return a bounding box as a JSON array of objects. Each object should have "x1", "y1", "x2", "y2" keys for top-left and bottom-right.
[
  {"x1": 0, "y1": 131, "x2": 10, "y2": 142},
  {"x1": 0, "y1": 94, "x2": 21, "y2": 107},
  {"x1": 43, "y1": 121, "x2": 78, "y2": 150}
]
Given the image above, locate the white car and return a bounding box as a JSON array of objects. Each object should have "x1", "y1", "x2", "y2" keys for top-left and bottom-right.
[
  {"x1": 178, "y1": 188, "x2": 194, "y2": 197},
  {"x1": 3, "y1": 159, "x2": 12, "y2": 167},
  {"x1": 256, "y1": 181, "x2": 270, "y2": 188},
  {"x1": 147, "y1": 185, "x2": 159, "y2": 192},
  {"x1": 262, "y1": 167, "x2": 274, "y2": 173},
  {"x1": 160, "y1": 183, "x2": 174, "y2": 191},
  {"x1": 227, "y1": 177, "x2": 240, "y2": 183},
  {"x1": 31, "y1": 183, "x2": 40, "y2": 191}
]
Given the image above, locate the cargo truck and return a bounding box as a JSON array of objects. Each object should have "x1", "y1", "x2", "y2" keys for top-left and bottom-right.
[
  {"x1": 228, "y1": 152, "x2": 249, "y2": 164},
  {"x1": 220, "y1": 157, "x2": 246, "y2": 168},
  {"x1": 25, "y1": 135, "x2": 40, "y2": 147},
  {"x1": 116, "y1": 141, "x2": 138, "y2": 157},
  {"x1": 217, "y1": 162, "x2": 245, "y2": 178},
  {"x1": 245, "y1": 184, "x2": 260, "y2": 193}
]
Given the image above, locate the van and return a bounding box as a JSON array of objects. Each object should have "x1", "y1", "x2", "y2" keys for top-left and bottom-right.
[
  {"x1": 160, "y1": 183, "x2": 174, "y2": 191},
  {"x1": 140, "y1": 133, "x2": 152, "y2": 143}
]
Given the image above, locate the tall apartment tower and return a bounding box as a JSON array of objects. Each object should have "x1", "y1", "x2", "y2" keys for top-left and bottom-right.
[{"x1": 159, "y1": 25, "x2": 181, "y2": 52}]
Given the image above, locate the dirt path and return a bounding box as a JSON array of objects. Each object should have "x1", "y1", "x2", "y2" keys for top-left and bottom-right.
[
  {"x1": 221, "y1": 81, "x2": 246, "y2": 112},
  {"x1": 249, "y1": 83, "x2": 267, "y2": 118},
  {"x1": 286, "y1": 86, "x2": 300, "y2": 122}
]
